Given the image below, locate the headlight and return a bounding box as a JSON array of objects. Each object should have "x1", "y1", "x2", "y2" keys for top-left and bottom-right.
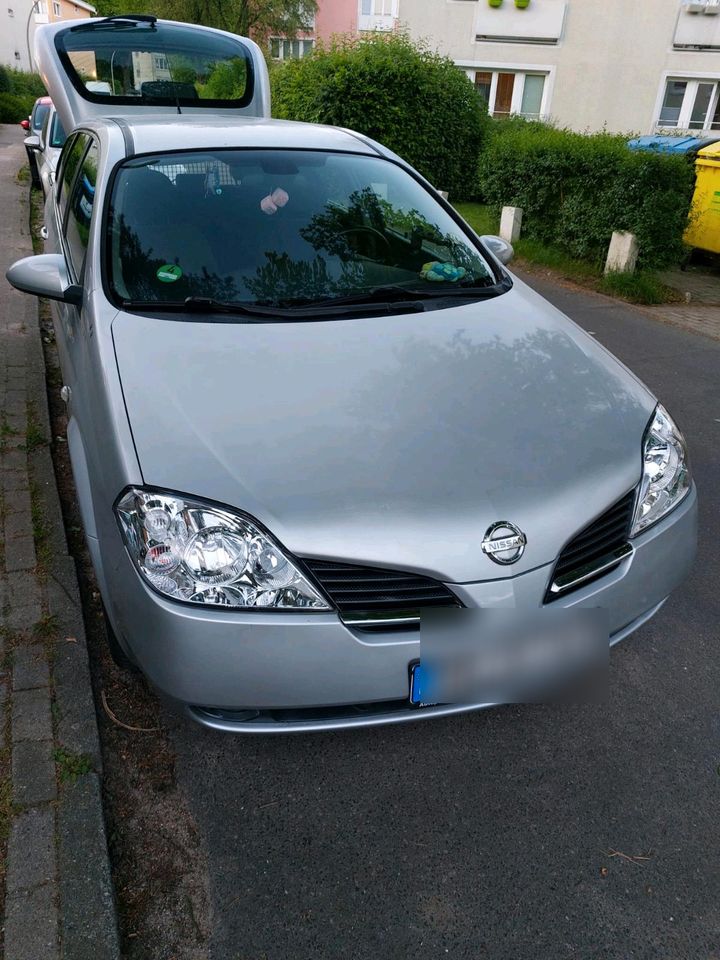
[
  {"x1": 115, "y1": 489, "x2": 330, "y2": 610},
  {"x1": 631, "y1": 404, "x2": 691, "y2": 537}
]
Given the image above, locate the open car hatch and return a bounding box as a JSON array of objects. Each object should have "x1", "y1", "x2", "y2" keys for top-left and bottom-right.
[{"x1": 33, "y1": 15, "x2": 270, "y2": 134}]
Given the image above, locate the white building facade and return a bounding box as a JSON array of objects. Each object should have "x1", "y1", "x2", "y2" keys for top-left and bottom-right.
[
  {"x1": 1, "y1": 0, "x2": 95, "y2": 72},
  {"x1": 397, "y1": 0, "x2": 720, "y2": 135}
]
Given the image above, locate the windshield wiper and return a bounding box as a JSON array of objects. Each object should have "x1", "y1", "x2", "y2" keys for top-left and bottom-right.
[
  {"x1": 120, "y1": 297, "x2": 285, "y2": 320},
  {"x1": 285, "y1": 280, "x2": 501, "y2": 311}
]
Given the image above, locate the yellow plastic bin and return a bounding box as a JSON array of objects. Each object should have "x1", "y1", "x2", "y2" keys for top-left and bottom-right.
[{"x1": 684, "y1": 141, "x2": 720, "y2": 255}]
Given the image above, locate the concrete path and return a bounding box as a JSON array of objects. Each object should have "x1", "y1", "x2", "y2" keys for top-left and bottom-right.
[{"x1": 0, "y1": 125, "x2": 119, "y2": 960}]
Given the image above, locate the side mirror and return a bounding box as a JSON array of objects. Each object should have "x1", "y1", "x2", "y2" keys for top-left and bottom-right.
[
  {"x1": 20, "y1": 118, "x2": 31, "y2": 131},
  {"x1": 24, "y1": 134, "x2": 41, "y2": 152},
  {"x1": 480, "y1": 235, "x2": 514, "y2": 266},
  {"x1": 6, "y1": 254, "x2": 82, "y2": 306}
]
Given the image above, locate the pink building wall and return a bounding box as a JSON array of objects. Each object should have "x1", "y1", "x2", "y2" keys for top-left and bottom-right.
[{"x1": 314, "y1": 0, "x2": 359, "y2": 42}]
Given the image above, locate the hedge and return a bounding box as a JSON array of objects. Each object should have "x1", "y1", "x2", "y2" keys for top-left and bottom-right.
[
  {"x1": 270, "y1": 34, "x2": 490, "y2": 199},
  {"x1": 0, "y1": 92, "x2": 36, "y2": 124},
  {"x1": 478, "y1": 120, "x2": 696, "y2": 269},
  {"x1": 0, "y1": 66, "x2": 46, "y2": 99}
]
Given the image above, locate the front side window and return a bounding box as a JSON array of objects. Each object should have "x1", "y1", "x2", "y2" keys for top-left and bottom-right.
[
  {"x1": 107, "y1": 150, "x2": 498, "y2": 312},
  {"x1": 50, "y1": 112, "x2": 67, "y2": 148},
  {"x1": 64, "y1": 139, "x2": 98, "y2": 277},
  {"x1": 57, "y1": 132, "x2": 89, "y2": 221},
  {"x1": 55, "y1": 20, "x2": 254, "y2": 107}
]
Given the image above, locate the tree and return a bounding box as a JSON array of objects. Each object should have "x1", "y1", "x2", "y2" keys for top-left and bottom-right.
[
  {"x1": 271, "y1": 34, "x2": 490, "y2": 200},
  {"x1": 118, "y1": 0, "x2": 317, "y2": 44}
]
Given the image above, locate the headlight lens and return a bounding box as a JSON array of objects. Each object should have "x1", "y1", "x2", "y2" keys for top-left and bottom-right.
[
  {"x1": 631, "y1": 404, "x2": 691, "y2": 536},
  {"x1": 115, "y1": 489, "x2": 330, "y2": 610}
]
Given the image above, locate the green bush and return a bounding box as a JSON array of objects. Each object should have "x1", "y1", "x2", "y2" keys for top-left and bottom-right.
[
  {"x1": 271, "y1": 33, "x2": 490, "y2": 199},
  {"x1": 0, "y1": 66, "x2": 11, "y2": 94},
  {"x1": 478, "y1": 119, "x2": 695, "y2": 269},
  {"x1": 5, "y1": 68, "x2": 46, "y2": 99},
  {"x1": 0, "y1": 92, "x2": 35, "y2": 124}
]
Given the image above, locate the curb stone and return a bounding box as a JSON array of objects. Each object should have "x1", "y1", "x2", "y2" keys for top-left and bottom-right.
[{"x1": 0, "y1": 129, "x2": 120, "y2": 959}]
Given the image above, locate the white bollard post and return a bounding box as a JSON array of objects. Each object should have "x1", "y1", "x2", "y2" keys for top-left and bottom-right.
[
  {"x1": 500, "y1": 206, "x2": 523, "y2": 244},
  {"x1": 604, "y1": 231, "x2": 639, "y2": 275}
]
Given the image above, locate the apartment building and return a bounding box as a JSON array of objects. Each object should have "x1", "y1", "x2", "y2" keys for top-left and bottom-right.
[
  {"x1": 1, "y1": 0, "x2": 95, "y2": 70},
  {"x1": 396, "y1": 0, "x2": 720, "y2": 135},
  {"x1": 273, "y1": 0, "x2": 719, "y2": 135}
]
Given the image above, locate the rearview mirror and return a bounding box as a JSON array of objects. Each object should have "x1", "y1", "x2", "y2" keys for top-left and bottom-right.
[
  {"x1": 6, "y1": 254, "x2": 82, "y2": 306},
  {"x1": 20, "y1": 118, "x2": 30, "y2": 131},
  {"x1": 24, "y1": 134, "x2": 41, "y2": 152},
  {"x1": 480, "y1": 235, "x2": 514, "y2": 266}
]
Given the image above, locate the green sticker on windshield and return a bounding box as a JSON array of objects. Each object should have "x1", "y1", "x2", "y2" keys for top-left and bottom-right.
[{"x1": 157, "y1": 264, "x2": 182, "y2": 283}]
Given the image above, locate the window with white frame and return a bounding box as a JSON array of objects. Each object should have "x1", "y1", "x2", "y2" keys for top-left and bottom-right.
[
  {"x1": 52, "y1": 0, "x2": 61, "y2": 15},
  {"x1": 359, "y1": 0, "x2": 399, "y2": 30},
  {"x1": 473, "y1": 69, "x2": 547, "y2": 119},
  {"x1": 270, "y1": 38, "x2": 315, "y2": 60},
  {"x1": 657, "y1": 77, "x2": 720, "y2": 131}
]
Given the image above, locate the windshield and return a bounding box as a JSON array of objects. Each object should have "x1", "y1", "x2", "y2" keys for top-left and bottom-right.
[
  {"x1": 32, "y1": 102, "x2": 50, "y2": 133},
  {"x1": 56, "y1": 20, "x2": 253, "y2": 108},
  {"x1": 107, "y1": 150, "x2": 499, "y2": 312}
]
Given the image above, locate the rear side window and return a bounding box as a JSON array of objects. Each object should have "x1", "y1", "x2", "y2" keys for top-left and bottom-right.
[
  {"x1": 64, "y1": 140, "x2": 99, "y2": 279},
  {"x1": 57, "y1": 133, "x2": 90, "y2": 222},
  {"x1": 55, "y1": 19, "x2": 253, "y2": 108}
]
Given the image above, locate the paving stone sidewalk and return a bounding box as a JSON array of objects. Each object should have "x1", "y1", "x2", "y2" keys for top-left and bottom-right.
[{"x1": 0, "y1": 130, "x2": 119, "y2": 958}]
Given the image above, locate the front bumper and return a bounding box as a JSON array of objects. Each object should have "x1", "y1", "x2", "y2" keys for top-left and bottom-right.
[{"x1": 103, "y1": 485, "x2": 697, "y2": 733}]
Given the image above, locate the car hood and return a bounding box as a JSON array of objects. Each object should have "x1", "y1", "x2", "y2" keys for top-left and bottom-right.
[{"x1": 112, "y1": 278, "x2": 655, "y2": 582}]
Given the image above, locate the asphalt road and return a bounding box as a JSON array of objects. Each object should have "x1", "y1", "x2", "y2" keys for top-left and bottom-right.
[{"x1": 165, "y1": 277, "x2": 720, "y2": 959}]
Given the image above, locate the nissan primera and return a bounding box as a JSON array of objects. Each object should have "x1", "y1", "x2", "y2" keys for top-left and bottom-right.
[{"x1": 7, "y1": 17, "x2": 697, "y2": 732}]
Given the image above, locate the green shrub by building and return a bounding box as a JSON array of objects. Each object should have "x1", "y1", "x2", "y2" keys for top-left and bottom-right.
[
  {"x1": 270, "y1": 33, "x2": 490, "y2": 199},
  {"x1": 0, "y1": 92, "x2": 35, "y2": 124},
  {"x1": 478, "y1": 120, "x2": 695, "y2": 269},
  {"x1": 0, "y1": 66, "x2": 45, "y2": 123}
]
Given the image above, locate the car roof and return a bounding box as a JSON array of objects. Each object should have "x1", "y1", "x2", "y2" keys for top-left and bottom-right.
[
  {"x1": 36, "y1": 96, "x2": 52, "y2": 106},
  {"x1": 83, "y1": 115, "x2": 381, "y2": 159}
]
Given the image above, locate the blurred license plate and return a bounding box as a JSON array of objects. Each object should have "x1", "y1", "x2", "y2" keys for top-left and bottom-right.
[{"x1": 410, "y1": 662, "x2": 438, "y2": 707}]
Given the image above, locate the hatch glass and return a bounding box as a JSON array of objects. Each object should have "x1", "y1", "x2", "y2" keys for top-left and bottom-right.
[{"x1": 54, "y1": 18, "x2": 254, "y2": 109}]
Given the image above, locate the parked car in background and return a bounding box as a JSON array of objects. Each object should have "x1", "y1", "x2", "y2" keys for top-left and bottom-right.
[
  {"x1": 25, "y1": 104, "x2": 67, "y2": 199},
  {"x1": 23, "y1": 95, "x2": 53, "y2": 186},
  {"x1": 6, "y1": 17, "x2": 697, "y2": 734}
]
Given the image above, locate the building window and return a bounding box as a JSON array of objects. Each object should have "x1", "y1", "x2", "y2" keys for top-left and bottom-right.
[
  {"x1": 153, "y1": 54, "x2": 169, "y2": 71},
  {"x1": 657, "y1": 77, "x2": 720, "y2": 131},
  {"x1": 14, "y1": 50, "x2": 20, "y2": 59},
  {"x1": 473, "y1": 69, "x2": 547, "y2": 119},
  {"x1": 359, "y1": 0, "x2": 399, "y2": 29},
  {"x1": 270, "y1": 38, "x2": 315, "y2": 60},
  {"x1": 8, "y1": 8, "x2": 14, "y2": 16},
  {"x1": 52, "y1": 0, "x2": 61, "y2": 15}
]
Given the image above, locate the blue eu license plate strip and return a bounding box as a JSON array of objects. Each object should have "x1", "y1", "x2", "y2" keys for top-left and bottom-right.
[{"x1": 410, "y1": 662, "x2": 438, "y2": 707}]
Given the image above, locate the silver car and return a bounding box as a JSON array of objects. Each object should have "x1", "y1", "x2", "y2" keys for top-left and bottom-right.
[
  {"x1": 7, "y1": 17, "x2": 697, "y2": 733},
  {"x1": 24, "y1": 102, "x2": 67, "y2": 199}
]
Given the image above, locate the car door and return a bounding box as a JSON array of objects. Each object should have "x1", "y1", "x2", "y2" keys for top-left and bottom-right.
[{"x1": 50, "y1": 131, "x2": 98, "y2": 395}]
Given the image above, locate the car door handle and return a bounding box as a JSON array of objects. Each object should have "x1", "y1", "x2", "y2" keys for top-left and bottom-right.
[{"x1": 40, "y1": 226, "x2": 48, "y2": 241}]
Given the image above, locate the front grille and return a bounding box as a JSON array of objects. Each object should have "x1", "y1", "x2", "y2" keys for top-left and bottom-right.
[
  {"x1": 302, "y1": 559, "x2": 460, "y2": 622},
  {"x1": 545, "y1": 489, "x2": 636, "y2": 601}
]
